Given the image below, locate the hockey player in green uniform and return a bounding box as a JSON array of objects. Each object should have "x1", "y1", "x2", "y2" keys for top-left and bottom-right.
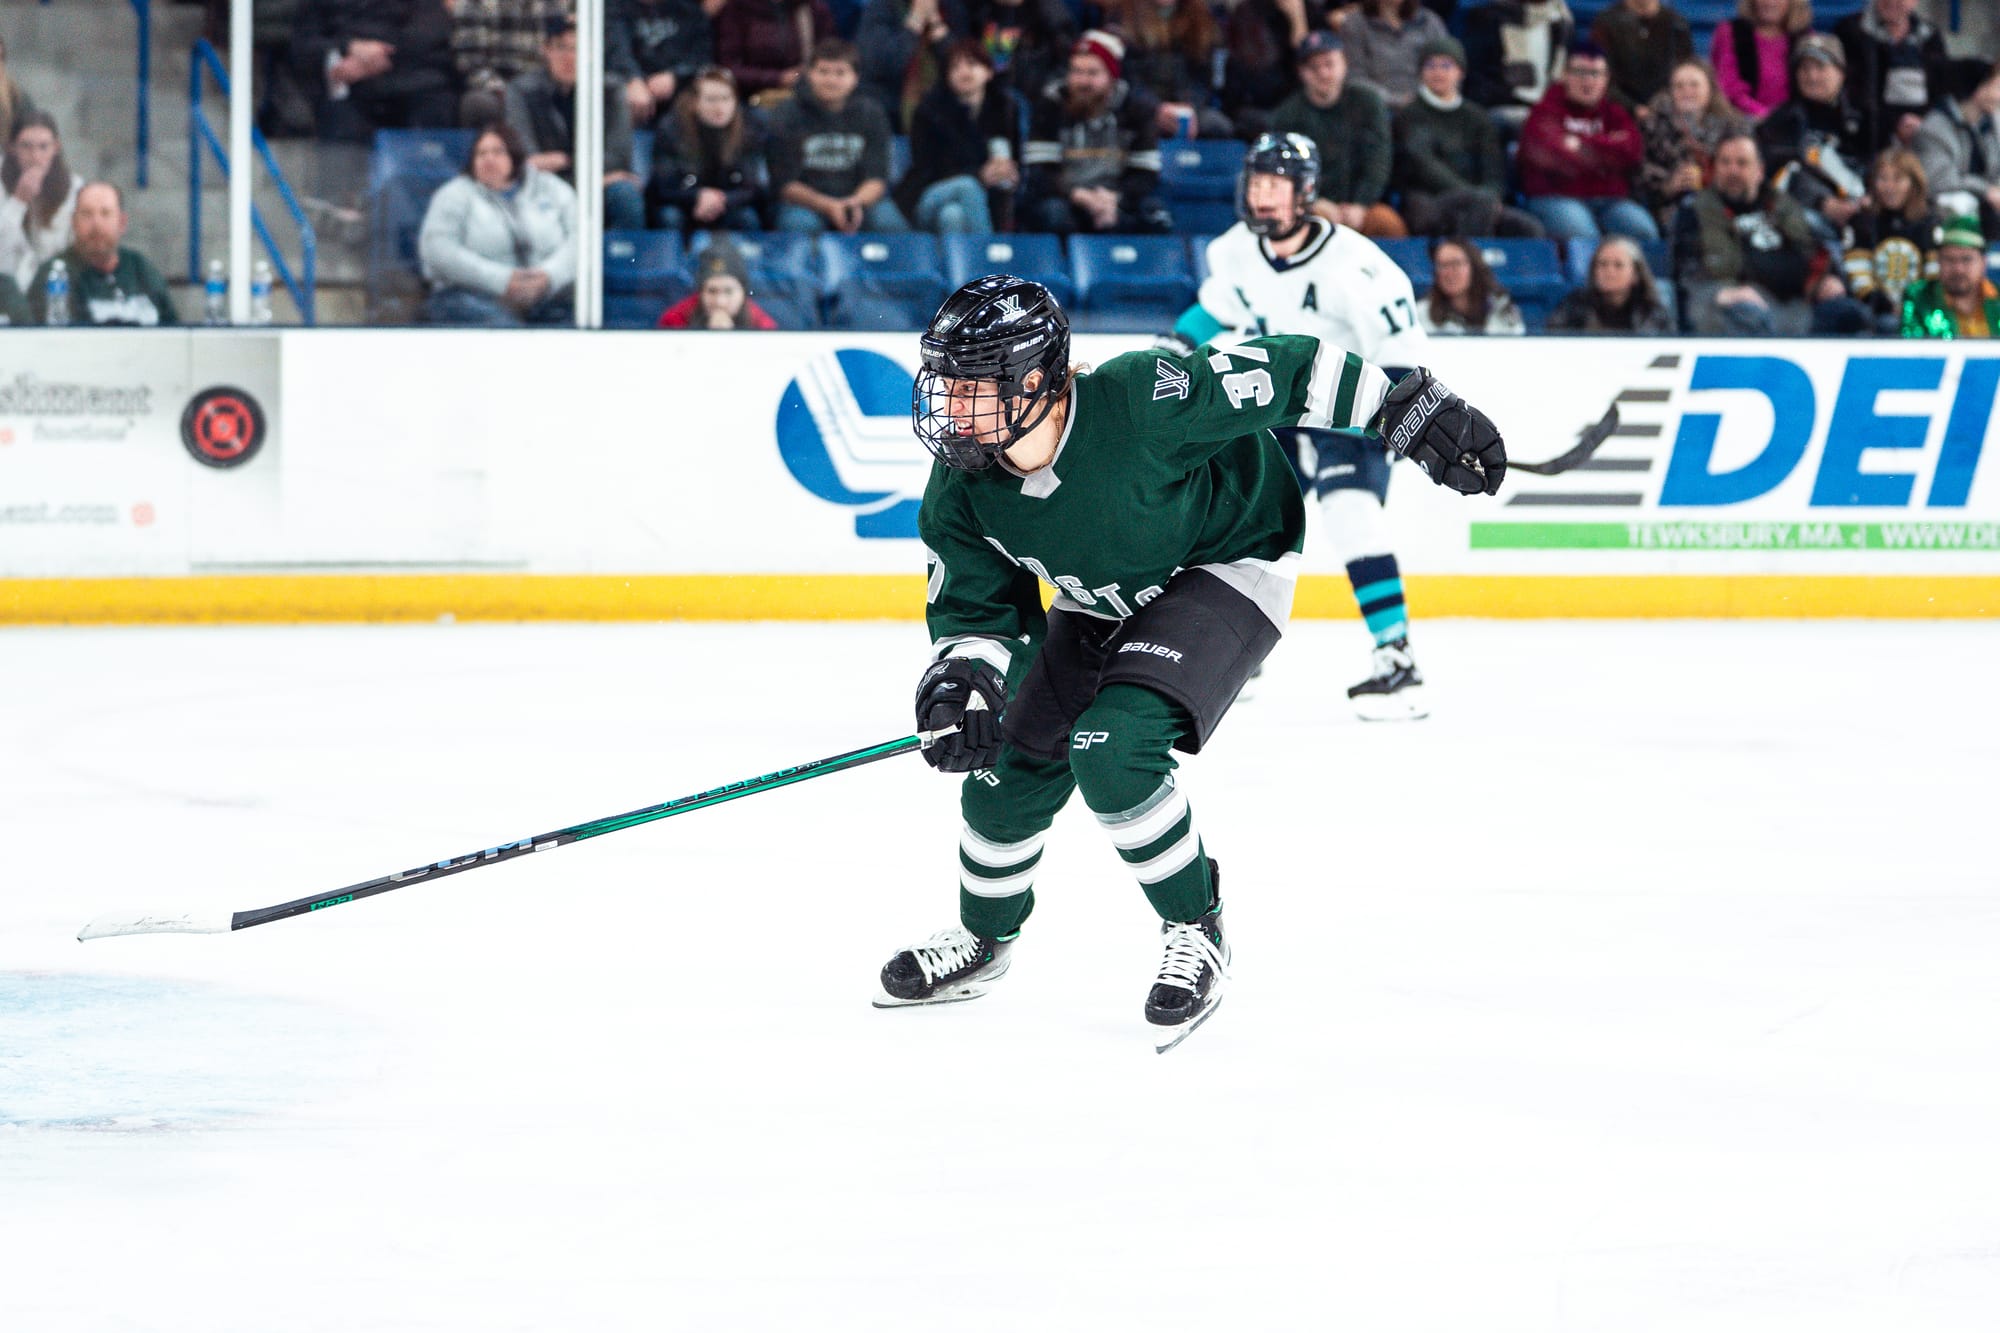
[{"x1": 875, "y1": 275, "x2": 1505, "y2": 1049}]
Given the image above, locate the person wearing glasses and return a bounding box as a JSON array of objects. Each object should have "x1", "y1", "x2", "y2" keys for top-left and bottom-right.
[{"x1": 1517, "y1": 38, "x2": 1659, "y2": 244}]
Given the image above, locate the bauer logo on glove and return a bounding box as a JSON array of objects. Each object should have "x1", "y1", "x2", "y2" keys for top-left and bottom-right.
[{"x1": 1373, "y1": 367, "x2": 1508, "y2": 498}]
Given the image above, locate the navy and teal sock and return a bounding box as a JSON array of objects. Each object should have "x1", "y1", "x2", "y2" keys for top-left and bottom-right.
[{"x1": 1347, "y1": 553, "x2": 1408, "y2": 646}]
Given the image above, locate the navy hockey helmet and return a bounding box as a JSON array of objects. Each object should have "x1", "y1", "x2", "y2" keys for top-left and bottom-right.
[
  {"x1": 1238, "y1": 132, "x2": 1320, "y2": 239},
  {"x1": 912, "y1": 275, "x2": 1071, "y2": 471}
]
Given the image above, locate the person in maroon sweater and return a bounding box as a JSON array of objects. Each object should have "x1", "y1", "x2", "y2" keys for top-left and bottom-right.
[
  {"x1": 1518, "y1": 39, "x2": 1659, "y2": 244},
  {"x1": 715, "y1": 0, "x2": 835, "y2": 96}
]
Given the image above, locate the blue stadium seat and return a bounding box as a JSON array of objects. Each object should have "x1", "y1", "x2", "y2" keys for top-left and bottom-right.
[
  {"x1": 691, "y1": 231, "x2": 822, "y2": 328},
  {"x1": 1069, "y1": 234, "x2": 1196, "y2": 332},
  {"x1": 1170, "y1": 199, "x2": 1240, "y2": 236},
  {"x1": 603, "y1": 230, "x2": 685, "y2": 294},
  {"x1": 819, "y1": 232, "x2": 949, "y2": 331},
  {"x1": 605, "y1": 294, "x2": 665, "y2": 329},
  {"x1": 1375, "y1": 237, "x2": 1433, "y2": 292},
  {"x1": 1189, "y1": 234, "x2": 1218, "y2": 287},
  {"x1": 1160, "y1": 140, "x2": 1246, "y2": 203},
  {"x1": 1475, "y1": 238, "x2": 1566, "y2": 307},
  {"x1": 942, "y1": 233, "x2": 1073, "y2": 305},
  {"x1": 889, "y1": 136, "x2": 911, "y2": 187}
]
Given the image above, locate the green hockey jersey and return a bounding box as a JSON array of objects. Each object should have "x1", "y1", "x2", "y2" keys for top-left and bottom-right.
[{"x1": 920, "y1": 335, "x2": 1389, "y2": 675}]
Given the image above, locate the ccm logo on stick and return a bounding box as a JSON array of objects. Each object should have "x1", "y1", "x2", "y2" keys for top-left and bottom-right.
[{"x1": 1118, "y1": 641, "x2": 1184, "y2": 662}]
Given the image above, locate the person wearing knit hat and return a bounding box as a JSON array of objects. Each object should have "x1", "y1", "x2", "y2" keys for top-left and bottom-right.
[
  {"x1": 655, "y1": 239, "x2": 779, "y2": 329},
  {"x1": 1020, "y1": 26, "x2": 1173, "y2": 234},
  {"x1": 1392, "y1": 32, "x2": 1548, "y2": 239},
  {"x1": 1753, "y1": 27, "x2": 1868, "y2": 229},
  {"x1": 1901, "y1": 215, "x2": 1999, "y2": 338},
  {"x1": 1070, "y1": 29, "x2": 1122, "y2": 82}
]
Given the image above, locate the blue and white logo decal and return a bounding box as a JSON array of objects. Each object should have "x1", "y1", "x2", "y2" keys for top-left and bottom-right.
[{"x1": 775, "y1": 348, "x2": 928, "y2": 538}]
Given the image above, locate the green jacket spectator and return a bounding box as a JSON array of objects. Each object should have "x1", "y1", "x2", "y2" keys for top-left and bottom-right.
[
  {"x1": 1901, "y1": 216, "x2": 1998, "y2": 338},
  {"x1": 29, "y1": 182, "x2": 178, "y2": 326},
  {"x1": 1903, "y1": 278, "x2": 2000, "y2": 337},
  {"x1": 1394, "y1": 36, "x2": 1544, "y2": 237},
  {"x1": 1273, "y1": 83, "x2": 1390, "y2": 203},
  {"x1": 1272, "y1": 31, "x2": 1403, "y2": 237}
]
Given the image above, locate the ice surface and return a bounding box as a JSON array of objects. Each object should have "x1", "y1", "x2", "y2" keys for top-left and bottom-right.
[{"x1": 3, "y1": 620, "x2": 1997, "y2": 1332}]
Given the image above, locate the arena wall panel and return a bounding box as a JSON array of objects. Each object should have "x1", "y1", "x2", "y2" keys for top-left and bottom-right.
[{"x1": 1, "y1": 331, "x2": 1994, "y2": 621}]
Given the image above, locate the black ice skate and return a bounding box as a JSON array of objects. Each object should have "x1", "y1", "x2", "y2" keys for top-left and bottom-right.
[
  {"x1": 1146, "y1": 889, "x2": 1230, "y2": 1054},
  {"x1": 874, "y1": 927, "x2": 1013, "y2": 1008},
  {"x1": 1347, "y1": 636, "x2": 1428, "y2": 722}
]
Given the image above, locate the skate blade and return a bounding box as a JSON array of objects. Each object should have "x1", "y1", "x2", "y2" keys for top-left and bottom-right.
[
  {"x1": 1352, "y1": 687, "x2": 1428, "y2": 722},
  {"x1": 871, "y1": 980, "x2": 995, "y2": 1009},
  {"x1": 1151, "y1": 995, "x2": 1225, "y2": 1054}
]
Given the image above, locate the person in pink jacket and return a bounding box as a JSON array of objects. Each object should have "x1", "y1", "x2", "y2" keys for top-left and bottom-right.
[
  {"x1": 1711, "y1": 0, "x2": 1810, "y2": 121},
  {"x1": 1518, "y1": 40, "x2": 1659, "y2": 241}
]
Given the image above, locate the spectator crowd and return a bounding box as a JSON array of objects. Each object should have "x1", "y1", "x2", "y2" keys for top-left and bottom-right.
[{"x1": 0, "y1": 2, "x2": 1996, "y2": 334}]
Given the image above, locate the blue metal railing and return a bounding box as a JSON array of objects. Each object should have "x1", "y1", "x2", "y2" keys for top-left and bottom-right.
[
  {"x1": 132, "y1": 0, "x2": 150, "y2": 186},
  {"x1": 188, "y1": 39, "x2": 316, "y2": 324}
]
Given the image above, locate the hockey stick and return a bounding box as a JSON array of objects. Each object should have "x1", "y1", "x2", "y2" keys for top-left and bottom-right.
[
  {"x1": 1507, "y1": 401, "x2": 1621, "y2": 477},
  {"x1": 77, "y1": 729, "x2": 953, "y2": 942}
]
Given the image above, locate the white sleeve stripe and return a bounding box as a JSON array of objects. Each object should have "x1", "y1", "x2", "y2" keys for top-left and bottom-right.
[
  {"x1": 1301, "y1": 341, "x2": 1335, "y2": 428},
  {"x1": 934, "y1": 636, "x2": 1013, "y2": 676}
]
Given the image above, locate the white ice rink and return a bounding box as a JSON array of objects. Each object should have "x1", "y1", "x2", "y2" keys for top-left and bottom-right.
[{"x1": 3, "y1": 618, "x2": 1997, "y2": 1331}]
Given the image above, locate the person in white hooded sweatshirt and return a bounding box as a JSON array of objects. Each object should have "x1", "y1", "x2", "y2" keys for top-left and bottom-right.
[{"x1": 418, "y1": 120, "x2": 578, "y2": 326}]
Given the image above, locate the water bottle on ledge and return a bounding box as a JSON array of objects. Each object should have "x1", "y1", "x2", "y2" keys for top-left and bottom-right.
[
  {"x1": 250, "y1": 259, "x2": 273, "y2": 326},
  {"x1": 204, "y1": 259, "x2": 229, "y2": 325},
  {"x1": 44, "y1": 258, "x2": 70, "y2": 326}
]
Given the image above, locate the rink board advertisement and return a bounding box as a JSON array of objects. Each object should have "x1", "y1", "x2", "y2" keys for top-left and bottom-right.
[{"x1": 0, "y1": 329, "x2": 1995, "y2": 620}]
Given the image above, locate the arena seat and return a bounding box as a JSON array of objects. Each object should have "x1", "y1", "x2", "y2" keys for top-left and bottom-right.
[
  {"x1": 1375, "y1": 237, "x2": 1433, "y2": 292},
  {"x1": 942, "y1": 233, "x2": 1073, "y2": 305},
  {"x1": 601, "y1": 232, "x2": 686, "y2": 329},
  {"x1": 1160, "y1": 140, "x2": 1246, "y2": 205},
  {"x1": 606, "y1": 294, "x2": 667, "y2": 329},
  {"x1": 819, "y1": 232, "x2": 949, "y2": 331},
  {"x1": 1069, "y1": 234, "x2": 1196, "y2": 332},
  {"x1": 1170, "y1": 199, "x2": 1240, "y2": 237},
  {"x1": 1476, "y1": 238, "x2": 1566, "y2": 322},
  {"x1": 604, "y1": 231, "x2": 686, "y2": 294}
]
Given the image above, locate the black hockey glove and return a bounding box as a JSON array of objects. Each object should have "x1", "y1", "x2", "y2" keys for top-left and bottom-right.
[
  {"x1": 1374, "y1": 367, "x2": 1507, "y2": 497},
  {"x1": 914, "y1": 657, "x2": 1007, "y2": 773}
]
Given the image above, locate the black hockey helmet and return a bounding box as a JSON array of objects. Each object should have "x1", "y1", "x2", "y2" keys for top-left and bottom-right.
[
  {"x1": 1238, "y1": 132, "x2": 1320, "y2": 238},
  {"x1": 912, "y1": 275, "x2": 1071, "y2": 471}
]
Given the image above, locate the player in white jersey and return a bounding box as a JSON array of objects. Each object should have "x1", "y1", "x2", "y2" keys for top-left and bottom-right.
[{"x1": 1172, "y1": 132, "x2": 1430, "y2": 720}]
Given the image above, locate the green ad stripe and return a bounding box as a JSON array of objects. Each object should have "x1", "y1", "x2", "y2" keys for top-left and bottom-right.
[{"x1": 1471, "y1": 522, "x2": 2000, "y2": 551}]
